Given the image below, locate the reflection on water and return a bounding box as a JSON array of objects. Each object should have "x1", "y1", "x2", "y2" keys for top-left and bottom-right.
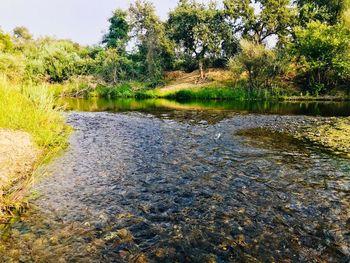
[
  {"x1": 1, "y1": 108, "x2": 350, "y2": 262},
  {"x1": 57, "y1": 97, "x2": 350, "y2": 117}
]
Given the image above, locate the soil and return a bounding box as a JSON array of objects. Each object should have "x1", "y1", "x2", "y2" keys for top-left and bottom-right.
[{"x1": 0, "y1": 130, "x2": 40, "y2": 213}]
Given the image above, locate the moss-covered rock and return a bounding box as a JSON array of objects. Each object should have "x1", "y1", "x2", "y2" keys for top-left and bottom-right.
[{"x1": 295, "y1": 117, "x2": 350, "y2": 157}]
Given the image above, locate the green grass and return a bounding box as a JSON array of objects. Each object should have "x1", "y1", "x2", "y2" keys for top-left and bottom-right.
[
  {"x1": 88, "y1": 83, "x2": 156, "y2": 99},
  {"x1": 0, "y1": 76, "x2": 70, "y2": 223},
  {"x1": 0, "y1": 79, "x2": 70, "y2": 157},
  {"x1": 156, "y1": 86, "x2": 292, "y2": 101},
  {"x1": 53, "y1": 81, "x2": 294, "y2": 101},
  {"x1": 49, "y1": 76, "x2": 349, "y2": 102}
]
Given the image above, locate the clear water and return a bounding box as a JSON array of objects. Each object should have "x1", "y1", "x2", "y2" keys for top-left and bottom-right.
[
  {"x1": 1, "y1": 99, "x2": 350, "y2": 262},
  {"x1": 57, "y1": 97, "x2": 350, "y2": 117}
]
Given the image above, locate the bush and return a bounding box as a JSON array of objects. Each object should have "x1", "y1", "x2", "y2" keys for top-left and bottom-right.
[
  {"x1": 95, "y1": 83, "x2": 134, "y2": 98},
  {"x1": 293, "y1": 21, "x2": 350, "y2": 94},
  {"x1": 0, "y1": 53, "x2": 26, "y2": 82},
  {"x1": 93, "y1": 48, "x2": 134, "y2": 84},
  {"x1": 40, "y1": 40, "x2": 87, "y2": 82},
  {"x1": 229, "y1": 40, "x2": 285, "y2": 90},
  {"x1": 0, "y1": 31, "x2": 13, "y2": 52}
]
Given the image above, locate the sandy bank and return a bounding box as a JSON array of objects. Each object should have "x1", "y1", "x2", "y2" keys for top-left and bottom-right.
[{"x1": 0, "y1": 130, "x2": 40, "y2": 221}]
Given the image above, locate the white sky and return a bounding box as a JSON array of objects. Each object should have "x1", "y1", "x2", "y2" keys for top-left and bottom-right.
[
  {"x1": 0, "y1": 0, "x2": 180, "y2": 45},
  {"x1": 0, "y1": 1, "x2": 277, "y2": 47}
]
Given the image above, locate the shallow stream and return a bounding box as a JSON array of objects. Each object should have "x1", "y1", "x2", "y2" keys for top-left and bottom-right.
[{"x1": 1, "y1": 99, "x2": 350, "y2": 262}]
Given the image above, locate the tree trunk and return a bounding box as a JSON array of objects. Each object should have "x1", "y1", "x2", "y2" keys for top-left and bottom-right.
[
  {"x1": 113, "y1": 67, "x2": 117, "y2": 84},
  {"x1": 199, "y1": 60, "x2": 205, "y2": 79}
]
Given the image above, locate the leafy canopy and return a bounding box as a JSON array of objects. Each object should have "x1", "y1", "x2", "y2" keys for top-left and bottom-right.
[
  {"x1": 293, "y1": 21, "x2": 350, "y2": 93},
  {"x1": 224, "y1": 0, "x2": 296, "y2": 45},
  {"x1": 102, "y1": 9, "x2": 129, "y2": 52}
]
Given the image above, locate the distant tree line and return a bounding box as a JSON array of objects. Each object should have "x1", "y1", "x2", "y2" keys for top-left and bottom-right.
[{"x1": 0, "y1": 0, "x2": 350, "y2": 95}]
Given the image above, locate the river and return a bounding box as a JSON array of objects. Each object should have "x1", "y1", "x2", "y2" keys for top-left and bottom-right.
[{"x1": 1, "y1": 98, "x2": 350, "y2": 262}]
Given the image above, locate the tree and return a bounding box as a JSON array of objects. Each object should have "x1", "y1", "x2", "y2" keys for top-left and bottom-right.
[
  {"x1": 168, "y1": 0, "x2": 236, "y2": 78},
  {"x1": 13, "y1": 26, "x2": 32, "y2": 40},
  {"x1": 292, "y1": 21, "x2": 350, "y2": 93},
  {"x1": 229, "y1": 39, "x2": 282, "y2": 90},
  {"x1": 295, "y1": 0, "x2": 348, "y2": 25},
  {"x1": 102, "y1": 9, "x2": 130, "y2": 52},
  {"x1": 224, "y1": 0, "x2": 296, "y2": 45},
  {"x1": 129, "y1": 0, "x2": 173, "y2": 80},
  {"x1": 93, "y1": 48, "x2": 133, "y2": 84}
]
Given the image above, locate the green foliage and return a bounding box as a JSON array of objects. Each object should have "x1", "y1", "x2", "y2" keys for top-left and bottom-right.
[
  {"x1": 0, "y1": 53, "x2": 26, "y2": 82},
  {"x1": 95, "y1": 83, "x2": 135, "y2": 98},
  {"x1": 229, "y1": 40, "x2": 286, "y2": 89},
  {"x1": 40, "y1": 40, "x2": 87, "y2": 82},
  {"x1": 224, "y1": 0, "x2": 296, "y2": 45},
  {"x1": 0, "y1": 32, "x2": 92, "y2": 83},
  {"x1": 292, "y1": 21, "x2": 350, "y2": 93},
  {"x1": 0, "y1": 31, "x2": 13, "y2": 52},
  {"x1": 168, "y1": 0, "x2": 237, "y2": 73},
  {"x1": 0, "y1": 0, "x2": 350, "y2": 98},
  {"x1": 296, "y1": 0, "x2": 347, "y2": 25},
  {"x1": 93, "y1": 48, "x2": 134, "y2": 84},
  {"x1": 129, "y1": 0, "x2": 174, "y2": 80},
  {"x1": 0, "y1": 77, "x2": 69, "y2": 151},
  {"x1": 13, "y1": 26, "x2": 32, "y2": 41},
  {"x1": 102, "y1": 9, "x2": 130, "y2": 52},
  {"x1": 163, "y1": 86, "x2": 289, "y2": 101}
]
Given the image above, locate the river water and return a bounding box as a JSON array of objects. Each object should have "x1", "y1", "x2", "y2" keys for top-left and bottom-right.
[{"x1": 1, "y1": 99, "x2": 350, "y2": 262}]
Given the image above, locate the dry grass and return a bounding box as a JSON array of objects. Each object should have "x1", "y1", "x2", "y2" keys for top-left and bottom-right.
[
  {"x1": 0, "y1": 130, "x2": 41, "y2": 222},
  {"x1": 154, "y1": 69, "x2": 234, "y2": 97}
]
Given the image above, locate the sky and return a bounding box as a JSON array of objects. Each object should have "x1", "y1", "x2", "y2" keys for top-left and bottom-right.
[{"x1": 0, "y1": 0, "x2": 180, "y2": 46}]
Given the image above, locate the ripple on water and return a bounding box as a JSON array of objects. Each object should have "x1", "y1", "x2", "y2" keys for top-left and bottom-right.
[{"x1": 1, "y1": 111, "x2": 350, "y2": 263}]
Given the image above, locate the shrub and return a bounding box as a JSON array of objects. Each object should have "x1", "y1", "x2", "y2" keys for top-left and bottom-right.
[
  {"x1": 293, "y1": 21, "x2": 350, "y2": 94},
  {"x1": 0, "y1": 31, "x2": 13, "y2": 52},
  {"x1": 229, "y1": 40, "x2": 284, "y2": 90},
  {"x1": 0, "y1": 53, "x2": 26, "y2": 82},
  {"x1": 93, "y1": 48, "x2": 134, "y2": 84}
]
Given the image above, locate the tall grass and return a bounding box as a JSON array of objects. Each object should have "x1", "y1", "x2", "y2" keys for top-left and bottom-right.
[
  {"x1": 0, "y1": 77, "x2": 69, "y2": 155},
  {"x1": 162, "y1": 86, "x2": 291, "y2": 101},
  {"x1": 0, "y1": 76, "x2": 70, "y2": 224}
]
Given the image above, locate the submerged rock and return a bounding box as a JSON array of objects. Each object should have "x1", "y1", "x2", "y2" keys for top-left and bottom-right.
[{"x1": 238, "y1": 117, "x2": 350, "y2": 158}]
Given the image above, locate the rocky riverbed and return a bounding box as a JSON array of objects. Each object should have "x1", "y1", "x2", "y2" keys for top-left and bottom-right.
[
  {"x1": 1, "y1": 111, "x2": 349, "y2": 262},
  {"x1": 240, "y1": 116, "x2": 350, "y2": 158}
]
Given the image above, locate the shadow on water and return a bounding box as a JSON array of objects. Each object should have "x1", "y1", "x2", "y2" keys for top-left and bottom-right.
[
  {"x1": 57, "y1": 97, "x2": 350, "y2": 117},
  {"x1": 1, "y1": 100, "x2": 350, "y2": 262}
]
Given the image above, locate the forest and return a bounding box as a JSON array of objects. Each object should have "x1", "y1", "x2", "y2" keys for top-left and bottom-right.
[{"x1": 1, "y1": 0, "x2": 350, "y2": 98}]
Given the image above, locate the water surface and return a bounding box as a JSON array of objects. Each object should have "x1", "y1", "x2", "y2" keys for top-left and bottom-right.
[
  {"x1": 1, "y1": 99, "x2": 350, "y2": 262},
  {"x1": 57, "y1": 97, "x2": 350, "y2": 117}
]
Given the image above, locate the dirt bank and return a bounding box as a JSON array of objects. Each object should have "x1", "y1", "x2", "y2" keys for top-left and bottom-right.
[{"x1": 0, "y1": 130, "x2": 40, "y2": 222}]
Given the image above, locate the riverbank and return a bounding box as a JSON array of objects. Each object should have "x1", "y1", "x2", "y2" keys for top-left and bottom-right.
[
  {"x1": 0, "y1": 79, "x2": 70, "y2": 224},
  {"x1": 51, "y1": 69, "x2": 350, "y2": 102},
  {"x1": 0, "y1": 130, "x2": 40, "y2": 223},
  {"x1": 54, "y1": 82, "x2": 350, "y2": 102}
]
